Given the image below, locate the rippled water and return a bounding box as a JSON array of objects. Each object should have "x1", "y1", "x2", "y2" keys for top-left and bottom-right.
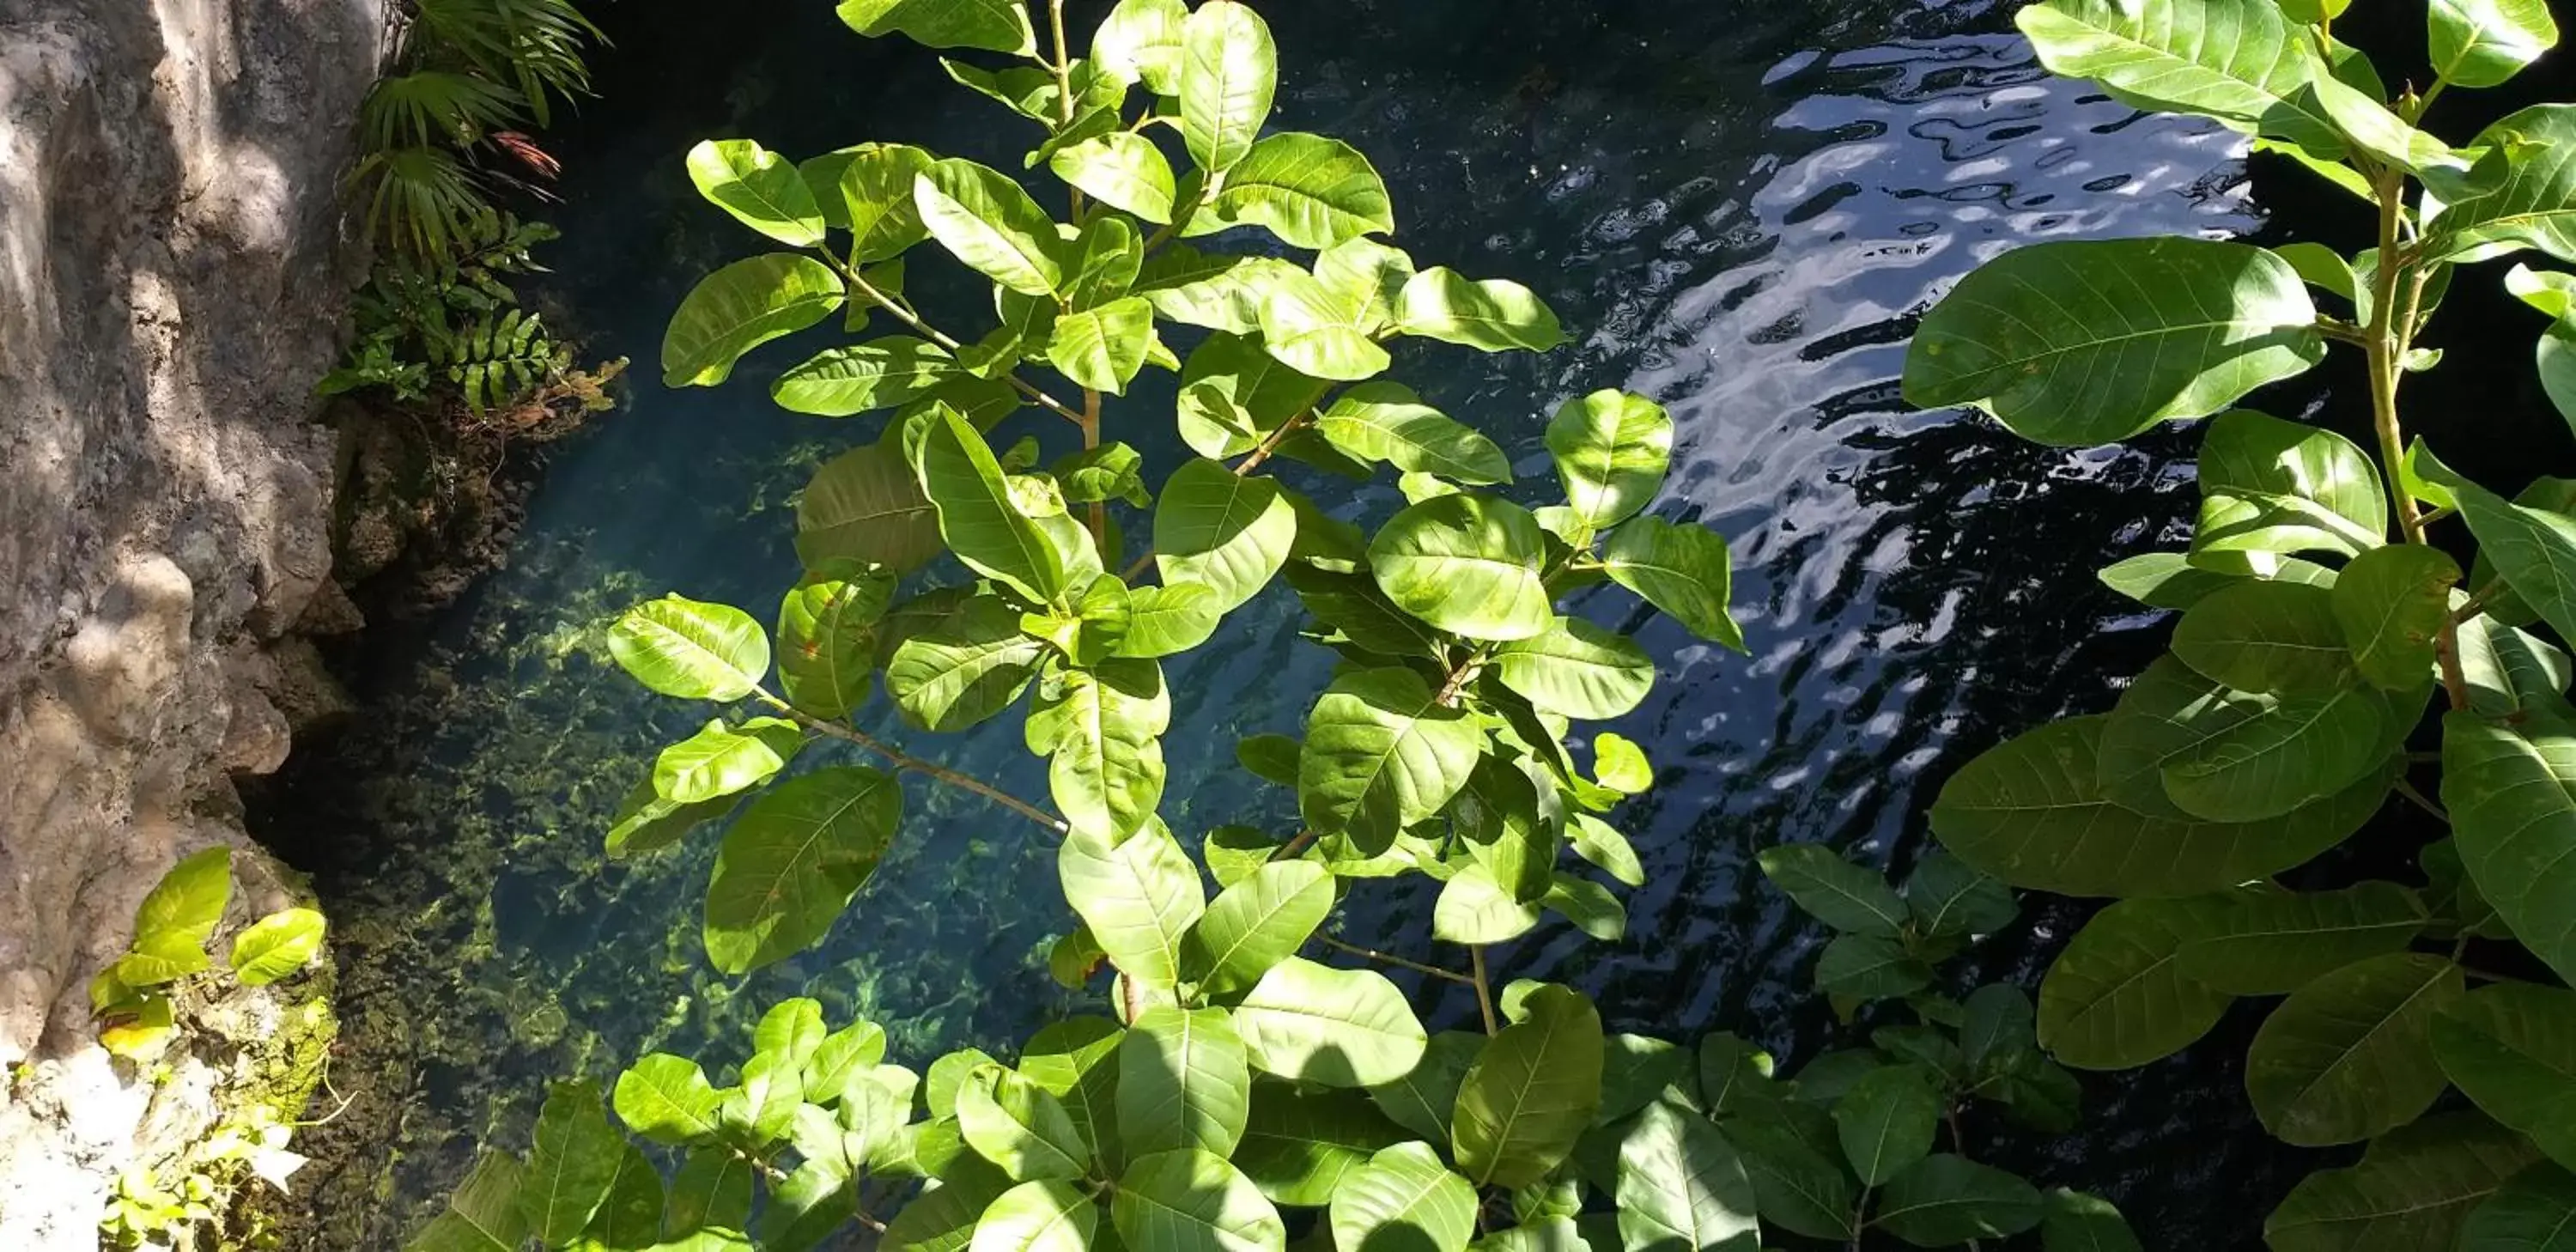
[{"x1": 252, "y1": 1, "x2": 2316, "y2": 1245}]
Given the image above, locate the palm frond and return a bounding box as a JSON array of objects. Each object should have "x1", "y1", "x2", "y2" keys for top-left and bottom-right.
[
  {"x1": 361, "y1": 70, "x2": 526, "y2": 150},
  {"x1": 409, "y1": 0, "x2": 605, "y2": 125},
  {"x1": 354, "y1": 145, "x2": 494, "y2": 260}
]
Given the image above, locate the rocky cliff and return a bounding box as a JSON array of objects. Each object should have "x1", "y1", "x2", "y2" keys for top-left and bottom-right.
[{"x1": 0, "y1": 0, "x2": 382, "y2": 1242}]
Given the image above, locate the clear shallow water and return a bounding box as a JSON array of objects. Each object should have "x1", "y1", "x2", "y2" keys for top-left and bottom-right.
[{"x1": 252, "y1": 1, "x2": 2308, "y2": 1245}]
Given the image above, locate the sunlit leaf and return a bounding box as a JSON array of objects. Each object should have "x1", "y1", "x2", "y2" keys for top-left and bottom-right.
[
  {"x1": 1186, "y1": 132, "x2": 1394, "y2": 250},
  {"x1": 2193, "y1": 410, "x2": 2385, "y2": 559},
  {"x1": 1454, "y1": 984, "x2": 1605, "y2": 1187},
  {"x1": 653, "y1": 717, "x2": 803, "y2": 805},
  {"x1": 1155, "y1": 458, "x2": 1297, "y2": 614},
  {"x1": 837, "y1": 0, "x2": 1037, "y2": 54},
  {"x1": 1178, "y1": 1, "x2": 1276, "y2": 175},
  {"x1": 519, "y1": 1080, "x2": 623, "y2": 1245},
  {"x1": 888, "y1": 594, "x2": 1045, "y2": 732},
  {"x1": 1112, "y1": 1148, "x2": 1285, "y2": 1252},
  {"x1": 1060, "y1": 822, "x2": 1206, "y2": 988},
  {"x1": 663, "y1": 254, "x2": 844, "y2": 387},
  {"x1": 2175, "y1": 881, "x2": 2426, "y2": 995},
  {"x1": 686, "y1": 139, "x2": 826, "y2": 247},
  {"x1": 916, "y1": 159, "x2": 1065, "y2": 295},
  {"x1": 1298, "y1": 667, "x2": 1483, "y2": 854},
  {"x1": 959, "y1": 1063, "x2": 1091, "y2": 1182},
  {"x1": 773, "y1": 336, "x2": 964, "y2": 416},
  {"x1": 2014, "y1": 0, "x2": 2342, "y2": 155},
  {"x1": 2430, "y1": 0, "x2": 2560, "y2": 88},
  {"x1": 2444, "y1": 712, "x2": 2576, "y2": 988},
  {"x1": 1601, "y1": 517, "x2": 1743, "y2": 651},
  {"x1": 610, "y1": 595, "x2": 770, "y2": 702},
  {"x1": 1331, "y1": 1141, "x2": 1479, "y2": 1252},
  {"x1": 1233, "y1": 957, "x2": 1429, "y2": 1087}
]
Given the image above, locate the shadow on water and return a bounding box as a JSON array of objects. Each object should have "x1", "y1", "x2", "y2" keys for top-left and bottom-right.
[{"x1": 240, "y1": 0, "x2": 2462, "y2": 1245}]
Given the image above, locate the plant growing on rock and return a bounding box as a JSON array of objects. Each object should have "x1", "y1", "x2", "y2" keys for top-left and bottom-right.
[
  {"x1": 407, "y1": 3, "x2": 2131, "y2": 1250},
  {"x1": 1895, "y1": 0, "x2": 2576, "y2": 1243}
]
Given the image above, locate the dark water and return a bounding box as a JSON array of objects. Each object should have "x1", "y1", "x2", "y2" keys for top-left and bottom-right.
[{"x1": 247, "y1": 0, "x2": 2368, "y2": 1245}]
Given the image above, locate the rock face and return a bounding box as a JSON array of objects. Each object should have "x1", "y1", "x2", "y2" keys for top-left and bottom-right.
[{"x1": 0, "y1": 0, "x2": 381, "y2": 1243}]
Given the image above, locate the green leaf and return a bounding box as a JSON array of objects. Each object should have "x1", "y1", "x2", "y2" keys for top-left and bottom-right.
[
  {"x1": 1433, "y1": 864, "x2": 1543, "y2": 944},
  {"x1": 1182, "y1": 132, "x2": 1394, "y2": 250},
  {"x1": 2158, "y1": 674, "x2": 2400, "y2": 824},
  {"x1": 1492, "y1": 617, "x2": 1654, "y2": 720},
  {"x1": 1232, "y1": 957, "x2": 1429, "y2": 1087},
  {"x1": 714, "y1": 1050, "x2": 799, "y2": 1146},
  {"x1": 405, "y1": 1152, "x2": 532, "y2": 1252},
  {"x1": 1095, "y1": 0, "x2": 1187, "y2": 94},
  {"x1": 1117, "y1": 1006, "x2": 1252, "y2": 1158},
  {"x1": 2175, "y1": 882, "x2": 2426, "y2": 995},
  {"x1": 798, "y1": 437, "x2": 945, "y2": 574},
  {"x1": 837, "y1": 0, "x2": 1036, "y2": 53},
  {"x1": 2432, "y1": 0, "x2": 2559, "y2": 88},
  {"x1": 915, "y1": 159, "x2": 1064, "y2": 296},
  {"x1": 1832, "y1": 1066, "x2": 1941, "y2": 1187},
  {"x1": 1297, "y1": 667, "x2": 1484, "y2": 854},
  {"x1": 1059, "y1": 822, "x2": 1206, "y2": 989},
  {"x1": 802, "y1": 143, "x2": 937, "y2": 259},
  {"x1": 2435, "y1": 983, "x2": 2576, "y2": 1170},
  {"x1": 686, "y1": 139, "x2": 826, "y2": 247},
  {"x1": 2098, "y1": 552, "x2": 2244, "y2": 609},
  {"x1": 1182, "y1": 860, "x2": 1334, "y2": 994},
  {"x1": 2445, "y1": 712, "x2": 2576, "y2": 987},
  {"x1": 888, "y1": 594, "x2": 1046, "y2": 732},
  {"x1": 773, "y1": 336, "x2": 964, "y2": 416},
  {"x1": 702, "y1": 767, "x2": 902, "y2": 975},
  {"x1": 1814, "y1": 933, "x2": 1933, "y2": 1000},
  {"x1": 1601, "y1": 517, "x2": 1743, "y2": 651},
  {"x1": 1234, "y1": 1085, "x2": 1405, "y2": 1206},
  {"x1": 1546, "y1": 392, "x2": 1672, "y2": 531},
  {"x1": 2036, "y1": 896, "x2": 2233, "y2": 1069},
  {"x1": 1368, "y1": 495, "x2": 1552, "y2": 641},
  {"x1": 959, "y1": 1064, "x2": 1091, "y2": 1182},
  {"x1": 1330, "y1": 1141, "x2": 1479, "y2": 1252},
  {"x1": 1364, "y1": 1030, "x2": 1481, "y2": 1145},
  {"x1": 1718, "y1": 1118, "x2": 1855, "y2": 1242},
  {"x1": 1874, "y1": 1155, "x2": 2044, "y2": 1248},
  {"x1": 604, "y1": 778, "x2": 736, "y2": 859},
  {"x1": 1284, "y1": 565, "x2": 1445, "y2": 659},
  {"x1": 1258, "y1": 269, "x2": 1390, "y2": 381},
  {"x1": 1051, "y1": 132, "x2": 1177, "y2": 225},
  {"x1": 1178, "y1": 1, "x2": 1275, "y2": 175},
  {"x1": 1023, "y1": 1018, "x2": 1125, "y2": 1168},
  {"x1": 1315, "y1": 383, "x2": 1509, "y2": 485},
  {"x1": 613, "y1": 1054, "x2": 723, "y2": 1146},
  {"x1": 1030, "y1": 659, "x2": 1170, "y2": 842},
  {"x1": 2246, "y1": 952, "x2": 2464, "y2": 1146},
  {"x1": 1395, "y1": 267, "x2": 1567, "y2": 353},
  {"x1": 519, "y1": 1079, "x2": 624, "y2": 1244},
  {"x1": 1756, "y1": 844, "x2": 1906, "y2": 938},
  {"x1": 1109, "y1": 583, "x2": 1223, "y2": 659},
  {"x1": 2469, "y1": 1164, "x2": 2576, "y2": 1250},
  {"x1": 228, "y1": 907, "x2": 325, "y2": 987},
  {"x1": 1902, "y1": 238, "x2": 2324, "y2": 447},
  {"x1": 2425, "y1": 106, "x2": 2576, "y2": 264},
  {"x1": 1050, "y1": 297, "x2": 1157, "y2": 395},
  {"x1": 1596, "y1": 1035, "x2": 1695, "y2": 1126},
  {"x1": 574, "y1": 1140, "x2": 664, "y2": 1252},
  {"x1": 662, "y1": 254, "x2": 844, "y2": 387},
  {"x1": 884, "y1": 1165, "x2": 1007, "y2": 1252},
  {"x1": 920, "y1": 405, "x2": 1066, "y2": 603},
  {"x1": 1155, "y1": 458, "x2": 1297, "y2": 614},
  {"x1": 119, "y1": 847, "x2": 230, "y2": 987},
  {"x1": 1453, "y1": 984, "x2": 1605, "y2": 1187},
  {"x1": 1312, "y1": 240, "x2": 1414, "y2": 337},
  {"x1": 2014, "y1": 0, "x2": 2342, "y2": 154},
  {"x1": 1904, "y1": 852, "x2": 2018, "y2": 938},
  {"x1": 807, "y1": 1019, "x2": 890, "y2": 1103},
  {"x1": 2266, "y1": 1112, "x2": 2543, "y2": 1252},
  {"x1": 1613, "y1": 1101, "x2": 1759, "y2": 1252},
  {"x1": 2041, "y1": 1189, "x2": 2142, "y2": 1252},
  {"x1": 778, "y1": 574, "x2": 892, "y2": 720},
  {"x1": 2457, "y1": 479, "x2": 2576, "y2": 649},
  {"x1": 653, "y1": 717, "x2": 803, "y2": 805},
  {"x1": 1111, "y1": 1148, "x2": 1285, "y2": 1252},
  {"x1": 971, "y1": 1180, "x2": 1097, "y2": 1252},
  {"x1": 2193, "y1": 410, "x2": 2386, "y2": 559},
  {"x1": 2171, "y1": 580, "x2": 2355, "y2": 696},
  {"x1": 2330, "y1": 544, "x2": 2462, "y2": 690},
  {"x1": 610, "y1": 594, "x2": 769, "y2": 702}
]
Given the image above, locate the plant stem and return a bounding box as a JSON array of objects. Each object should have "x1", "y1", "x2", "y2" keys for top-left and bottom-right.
[
  {"x1": 758, "y1": 691, "x2": 1069, "y2": 834},
  {"x1": 1944, "y1": 1106, "x2": 1984, "y2": 1252},
  {"x1": 1270, "y1": 829, "x2": 1320, "y2": 861},
  {"x1": 1470, "y1": 946, "x2": 1499, "y2": 1035},
  {"x1": 830, "y1": 255, "x2": 1089, "y2": 426},
  {"x1": 1082, "y1": 386, "x2": 1106, "y2": 546},
  {"x1": 2393, "y1": 777, "x2": 2449, "y2": 823},
  {"x1": 1311, "y1": 934, "x2": 1478, "y2": 984},
  {"x1": 2361, "y1": 165, "x2": 2470, "y2": 711}
]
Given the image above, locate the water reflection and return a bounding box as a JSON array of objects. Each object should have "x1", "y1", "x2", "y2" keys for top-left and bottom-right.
[{"x1": 256, "y1": 1, "x2": 2300, "y2": 1244}]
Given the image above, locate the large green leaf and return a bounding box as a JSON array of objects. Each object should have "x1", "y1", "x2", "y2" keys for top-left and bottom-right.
[
  {"x1": 609, "y1": 595, "x2": 770, "y2": 702},
  {"x1": 778, "y1": 575, "x2": 891, "y2": 720},
  {"x1": 1030, "y1": 659, "x2": 1170, "y2": 842},
  {"x1": 1364, "y1": 1030, "x2": 1482, "y2": 1145},
  {"x1": 2431, "y1": 0, "x2": 2559, "y2": 88},
  {"x1": 2014, "y1": 0, "x2": 2342, "y2": 154},
  {"x1": 1232, "y1": 957, "x2": 1429, "y2": 1087},
  {"x1": 2154, "y1": 678, "x2": 2398, "y2": 824},
  {"x1": 773, "y1": 337, "x2": 963, "y2": 416},
  {"x1": 798, "y1": 437, "x2": 945, "y2": 574},
  {"x1": 916, "y1": 159, "x2": 1064, "y2": 296},
  {"x1": 1182, "y1": 860, "x2": 1334, "y2": 994},
  {"x1": 1454, "y1": 984, "x2": 1605, "y2": 1187},
  {"x1": 574, "y1": 1140, "x2": 664, "y2": 1252},
  {"x1": 1094, "y1": 0, "x2": 1187, "y2": 94},
  {"x1": 2457, "y1": 478, "x2": 2576, "y2": 648},
  {"x1": 1393, "y1": 268, "x2": 1566, "y2": 354},
  {"x1": 959, "y1": 1064, "x2": 1091, "y2": 1182},
  {"x1": 605, "y1": 778, "x2": 736, "y2": 860},
  {"x1": 1186, "y1": 132, "x2": 1394, "y2": 250},
  {"x1": 1929, "y1": 715, "x2": 2385, "y2": 897},
  {"x1": 2435, "y1": 983, "x2": 2576, "y2": 1169},
  {"x1": 1117, "y1": 1006, "x2": 1251, "y2": 1158},
  {"x1": 686, "y1": 139, "x2": 826, "y2": 247},
  {"x1": 1546, "y1": 392, "x2": 1671, "y2": 532},
  {"x1": 1832, "y1": 1065, "x2": 1941, "y2": 1187},
  {"x1": 1601, "y1": 517, "x2": 1743, "y2": 651},
  {"x1": 1315, "y1": 384, "x2": 1509, "y2": 485},
  {"x1": 1021, "y1": 1018, "x2": 1124, "y2": 1168},
  {"x1": 1112, "y1": 1149, "x2": 1285, "y2": 1252},
  {"x1": 2445, "y1": 713, "x2": 2576, "y2": 987},
  {"x1": 920, "y1": 405, "x2": 1066, "y2": 604},
  {"x1": 2193, "y1": 410, "x2": 2386, "y2": 559},
  {"x1": 2041, "y1": 1189, "x2": 2142, "y2": 1252},
  {"x1": 519, "y1": 1080, "x2": 624, "y2": 1244},
  {"x1": 1902, "y1": 237, "x2": 2324, "y2": 447},
  {"x1": 2266, "y1": 1112, "x2": 2542, "y2": 1252},
  {"x1": 613, "y1": 1054, "x2": 723, "y2": 1146},
  {"x1": 702, "y1": 767, "x2": 902, "y2": 975},
  {"x1": 1492, "y1": 617, "x2": 1655, "y2": 720},
  {"x1": 1297, "y1": 667, "x2": 1484, "y2": 854},
  {"x1": 1049, "y1": 296, "x2": 1157, "y2": 395},
  {"x1": 2171, "y1": 580, "x2": 2356, "y2": 696},
  {"x1": 114, "y1": 847, "x2": 231, "y2": 986},
  {"x1": 1431, "y1": 864, "x2": 1543, "y2": 945},
  {"x1": 1613, "y1": 1101, "x2": 1759, "y2": 1252},
  {"x1": 1178, "y1": 1, "x2": 1275, "y2": 175},
  {"x1": 1285, "y1": 565, "x2": 1445, "y2": 659},
  {"x1": 814, "y1": 143, "x2": 939, "y2": 260},
  {"x1": 1052, "y1": 132, "x2": 1177, "y2": 225},
  {"x1": 888, "y1": 594, "x2": 1045, "y2": 732},
  {"x1": 1259, "y1": 269, "x2": 1390, "y2": 381},
  {"x1": 2036, "y1": 896, "x2": 2233, "y2": 1070},
  {"x1": 2466, "y1": 1164, "x2": 2576, "y2": 1250},
  {"x1": 2334, "y1": 544, "x2": 2463, "y2": 690},
  {"x1": 1757, "y1": 844, "x2": 1908, "y2": 938},
  {"x1": 1718, "y1": 1118, "x2": 1855, "y2": 1243},
  {"x1": 227, "y1": 907, "x2": 325, "y2": 988},
  {"x1": 1155, "y1": 458, "x2": 1297, "y2": 613},
  {"x1": 1369, "y1": 495, "x2": 1552, "y2": 641},
  {"x1": 1874, "y1": 1155, "x2": 2044, "y2": 1248},
  {"x1": 653, "y1": 717, "x2": 803, "y2": 805},
  {"x1": 836, "y1": 0, "x2": 1036, "y2": 53},
  {"x1": 2246, "y1": 952, "x2": 2464, "y2": 1146},
  {"x1": 2175, "y1": 882, "x2": 2427, "y2": 995},
  {"x1": 884, "y1": 1165, "x2": 1007, "y2": 1252},
  {"x1": 2095, "y1": 655, "x2": 2286, "y2": 818},
  {"x1": 405, "y1": 1152, "x2": 532, "y2": 1252},
  {"x1": 1059, "y1": 823, "x2": 1206, "y2": 989},
  {"x1": 1145, "y1": 253, "x2": 1306, "y2": 341},
  {"x1": 1329, "y1": 1141, "x2": 1479, "y2": 1252},
  {"x1": 970, "y1": 1181, "x2": 1096, "y2": 1252},
  {"x1": 2425, "y1": 106, "x2": 2576, "y2": 264},
  {"x1": 1904, "y1": 852, "x2": 2018, "y2": 939},
  {"x1": 1232, "y1": 1085, "x2": 1405, "y2": 1206},
  {"x1": 663, "y1": 254, "x2": 844, "y2": 387}
]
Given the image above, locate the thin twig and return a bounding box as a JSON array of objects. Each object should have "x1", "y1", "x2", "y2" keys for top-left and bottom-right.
[
  {"x1": 759, "y1": 691, "x2": 1069, "y2": 834},
  {"x1": 829, "y1": 257, "x2": 1088, "y2": 426},
  {"x1": 2450, "y1": 579, "x2": 2508, "y2": 626},
  {"x1": 1470, "y1": 947, "x2": 1499, "y2": 1036},
  {"x1": 1310, "y1": 934, "x2": 1477, "y2": 984},
  {"x1": 2458, "y1": 963, "x2": 2560, "y2": 988},
  {"x1": 2393, "y1": 777, "x2": 2449, "y2": 823},
  {"x1": 1270, "y1": 829, "x2": 1320, "y2": 861}
]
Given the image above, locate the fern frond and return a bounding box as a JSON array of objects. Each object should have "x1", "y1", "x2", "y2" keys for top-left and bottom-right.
[{"x1": 361, "y1": 70, "x2": 525, "y2": 150}]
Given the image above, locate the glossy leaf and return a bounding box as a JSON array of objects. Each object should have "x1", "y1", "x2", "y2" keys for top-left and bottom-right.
[
  {"x1": 2177, "y1": 882, "x2": 2426, "y2": 995},
  {"x1": 1454, "y1": 984, "x2": 1606, "y2": 1187},
  {"x1": 686, "y1": 138, "x2": 825, "y2": 247},
  {"x1": 520, "y1": 1080, "x2": 623, "y2": 1244},
  {"x1": 1601, "y1": 517, "x2": 1742, "y2": 650},
  {"x1": 1049, "y1": 296, "x2": 1157, "y2": 395},
  {"x1": 1182, "y1": 860, "x2": 1334, "y2": 994},
  {"x1": 1720, "y1": 1118, "x2": 1856, "y2": 1242},
  {"x1": 2246, "y1": 952, "x2": 2464, "y2": 1145},
  {"x1": 1233, "y1": 957, "x2": 1429, "y2": 1087},
  {"x1": 1613, "y1": 1101, "x2": 1759, "y2": 1252},
  {"x1": 1233, "y1": 1085, "x2": 1405, "y2": 1206},
  {"x1": 959, "y1": 1064, "x2": 1091, "y2": 1182},
  {"x1": 1155, "y1": 458, "x2": 1297, "y2": 613},
  {"x1": 1315, "y1": 384, "x2": 1509, "y2": 485},
  {"x1": 2014, "y1": 0, "x2": 2342, "y2": 154},
  {"x1": 2431, "y1": 0, "x2": 2559, "y2": 88},
  {"x1": 888, "y1": 594, "x2": 1047, "y2": 732},
  {"x1": 1052, "y1": 132, "x2": 1177, "y2": 224},
  {"x1": 662, "y1": 254, "x2": 844, "y2": 387},
  {"x1": 970, "y1": 1181, "x2": 1096, "y2": 1252},
  {"x1": 1546, "y1": 391, "x2": 1672, "y2": 531},
  {"x1": 2434, "y1": 982, "x2": 2576, "y2": 1169},
  {"x1": 1030, "y1": 659, "x2": 1170, "y2": 842},
  {"x1": 2445, "y1": 713, "x2": 2576, "y2": 987},
  {"x1": 775, "y1": 337, "x2": 964, "y2": 416},
  {"x1": 1433, "y1": 864, "x2": 1543, "y2": 944},
  {"x1": 1758, "y1": 844, "x2": 1906, "y2": 938},
  {"x1": 613, "y1": 1054, "x2": 723, "y2": 1146},
  {"x1": 1492, "y1": 617, "x2": 1655, "y2": 720},
  {"x1": 1059, "y1": 823, "x2": 1206, "y2": 989},
  {"x1": 2193, "y1": 410, "x2": 2385, "y2": 559},
  {"x1": 1112, "y1": 1148, "x2": 1285, "y2": 1252},
  {"x1": 2334, "y1": 544, "x2": 2462, "y2": 690},
  {"x1": 2036, "y1": 896, "x2": 2233, "y2": 1070},
  {"x1": 1188, "y1": 132, "x2": 1394, "y2": 250},
  {"x1": 1299, "y1": 667, "x2": 1483, "y2": 854},
  {"x1": 915, "y1": 159, "x2": 1064, "y2": 296},
  {"x1": 609, "y1": 595, "x2": 769, "y2": 702},
  {"x1": 2424, "y1": 106, "x2": 2576, "y2": 264},
  {"x1": 702, "y1": 767, "x2": 902, "y2": 975},
  {"x1": 406, "y1": 1152, "x2": 532, "y2": 1252},
  {"x1": 1259, "y1": 269, "x2": 1390, "y2": 381},
  {"x1": 2171, "y1": 580, "x2": 2356, "y2": 696},
  {"x1": 653, "y1": 717, "x2": 802, "y2": 805},
  {"x1": 1178, "y1": 1, "x2": 1276, "y2": 174},
  {"x1": 1902, "y1": 238, "x2": 2324, "y2": 447},
  {"x1": 837, "y1": 0, "x2": 1036, "y2": 53},
  {"x1": 920, "y1": 405, "x2": 1066, "y2": 603},
  {"x1": 1395, "y1": 267, "x2": 1566, "y2": 353},
  {"x1": 1330, "y1": 1141, "x2": 1479, "y2": 1252},
  {"x1": 1115, "y1": 584, "x2": 1224, "y2": 659},
  {"x1": 1118, "y1": 1006, "x2": 1253, "y2": 1158},
  {"x1": 778, "y1": 575, "x2": 890, "y2": 719},
  {"x1": 228, "y1": 907, "x2": 325, "y2": 987},
  {"x1": 1369, "y1": 495, "x2": 1552, "y2": 641},
  {"x1": 798, "y1": 437, "x2": 945, "y2": 574},
  {"x1": 1095, "y1": 0, "x2": 1187, "y2": 94}
]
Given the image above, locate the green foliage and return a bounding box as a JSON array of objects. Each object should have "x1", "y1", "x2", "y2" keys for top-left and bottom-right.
[{"x1": 1888, "y1": 0, "x2": 2576, "y2": 1243}]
